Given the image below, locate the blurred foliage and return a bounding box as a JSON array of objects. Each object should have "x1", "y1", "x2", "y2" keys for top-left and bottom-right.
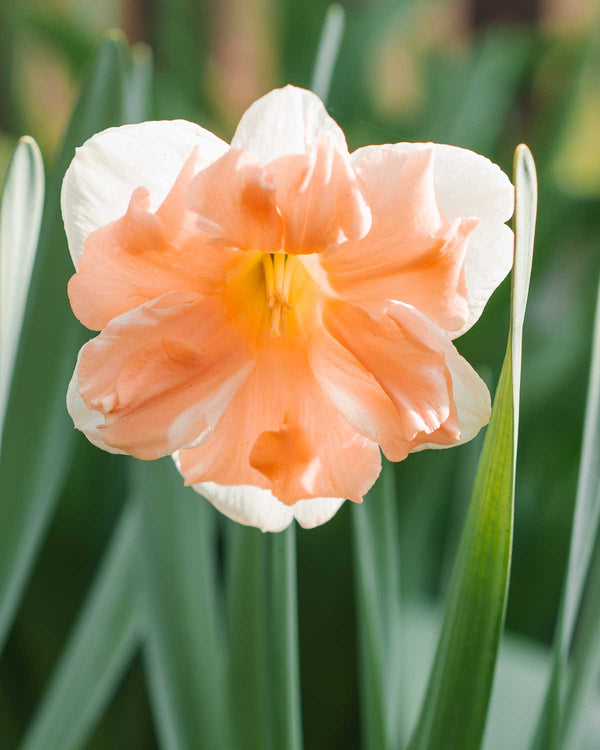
[{"x1": 1, "y1": 0, "x2": 600, "y2": 748}]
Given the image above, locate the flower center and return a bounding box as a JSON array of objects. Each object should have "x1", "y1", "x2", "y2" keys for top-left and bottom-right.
[{"x1": 262, "y1": 253, "x2": 298, "y2": 336}]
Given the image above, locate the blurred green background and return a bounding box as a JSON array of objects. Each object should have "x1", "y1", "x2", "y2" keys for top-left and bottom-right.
[{"x1": 0, "y1": 0, "x2": 599, "y2": 747}]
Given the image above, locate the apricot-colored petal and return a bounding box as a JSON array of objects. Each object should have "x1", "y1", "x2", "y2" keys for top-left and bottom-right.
[
  {"x1": 231, "y1": 84, "x2": 347, "y2": 162},
  {"x1": 318, "y1": 299, "x2": 462, "y2": 460},
  {"x1": 323, "y1": 146, "x2": 474, "y2": 331},
  {"x1": 267, "y1": 140, "x2": 371, "y2": 253},
  {"x1": 409, "y1": 311, "x2": 491, "y2": 452},
  {"x1": 178, "y1": 338, "x2": 381, "y2": 505},
  {"x1": 69, "y1": 151, "x2": 238, "y2": 330},
  {"x1": 173, "y1": 476, "x2": 345, "y2": 532},
  {"x1": 187, "y1": 148, "x2": 283, "y2": 252},
  {"x1": 351, "y1": 142, "x2": 514, "y2": 337},
  {"x1": 66, "y1": 353, "x2": 127, "y2": 455},
  {"x1": 62, "y1": 120, "x2": 228, "y2": 267},
  {"x1": 74, "y1": 290, "x2": 253, "y2": 459}
]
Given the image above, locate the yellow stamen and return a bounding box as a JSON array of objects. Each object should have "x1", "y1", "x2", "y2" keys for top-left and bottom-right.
[
  {"x1": 270, "y1": 301, "x2": 282, "y2": 337},
  {"x1": 262, "y1": 253, "x2": 275, "y2": 306},
  {"x1": 263, "y1": 253, "x2": 298, "y2": 337},
  {"x1": 282, "y1": 255, "x2": 297, "y2": 299},
  {"x1": 273, "y1": 252, "x2": 286, "y2": 298}
]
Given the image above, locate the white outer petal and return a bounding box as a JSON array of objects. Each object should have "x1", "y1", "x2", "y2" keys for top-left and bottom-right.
[
  {"x1": 351, "y1": 142, "x2": 515, "y2": 338},
  {"x1": 66, "y1": 349, "x2": 126, "y2": 455},
  {"x1": 170, "y1": 458, "x2": 346, "y2": 532},
  {"x1": 231, "y1": 85, "x2": 347, "y2": 163},
  {"x1": 61, "y1": 119, "x2": 229, "y2": 268}
]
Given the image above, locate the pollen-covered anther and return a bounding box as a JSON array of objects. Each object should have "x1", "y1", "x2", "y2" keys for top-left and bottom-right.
[{"x1": 262, "y1": 252, "x2": 297, "y2": 336}]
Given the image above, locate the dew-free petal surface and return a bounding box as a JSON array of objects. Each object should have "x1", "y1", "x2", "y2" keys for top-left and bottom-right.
[
  {"x1": 350, "y1": 142, "x2": 514, "y2": 337},
  {"x1": 231, "y1": 85, "x2": 348, "y2": 162},
  {"x1": 178, "y1": 336, "x2": 381, "y2": 505},
  {"x1": 179, "y1": 479, "x2": 345, "y2": 533},
  {"x1": 75, "y1": 290, "x2": 253, "y2": 459},
  {"x1": 70, "y1": 151, "x2": 239, "y2": 330},
  {"x1": 325, "y1": 146, "x2": 475, "y2": 331},
  {"x1": 62, "y1": 119, "x2": 228, "y2": 266}
]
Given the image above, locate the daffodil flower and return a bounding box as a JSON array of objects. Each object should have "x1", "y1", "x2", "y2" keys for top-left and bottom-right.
[{"x1": 63, "y1": 85, "x2": 514, "y2": 531}]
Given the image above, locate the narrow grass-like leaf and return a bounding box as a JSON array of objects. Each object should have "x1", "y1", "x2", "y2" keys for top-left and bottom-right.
[
  {"x1": 409, "y1": 144, "x2": 537, "y2": 750},
  {"x1": 0, "y1": 136, "x2": 44, "y2": 432},
  {"x1": 226, "y1": 525, "x2": 303, "y2": 750},
  {"x1": 533, "y1": 267, "x2": 600, "y2": 749},
  {"x1": 135, "y1": 458, "x2": 233, "y2": 750},
  {"x1": 20, "y1": 502, "x2": 140, "y2": 750},
  {"x1": 352, "y1": 459, "x2": 403, "y2": 750},
  {"x1": 269, "y1": 527, "x2": 303, "y2": 750},
  {"x1": 124, "y1": 43, "x2": 154, "y2": 124},
  {"x1": 310, "y1": 4, "x2": 345, "y2": 102},
  {"x1": 0, "y1": 35, "x2": 130, "y2": 655},
  {"x1": 227, "y1": 525, "x2": 270, "y2": 749},
  {"x1": 561, "y1": 538, "x2": 600, "y2": 748}
]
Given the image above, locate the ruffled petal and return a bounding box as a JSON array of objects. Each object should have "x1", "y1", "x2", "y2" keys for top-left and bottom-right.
[
  {"x1": 348, "y1": 142, "x2": 514, "y2": 337},
  {"x1": 187, "y1": 148, "x2": 283, "y2": 252},
  {"x1": 428, "y1": 143, "x2": 514, "y2": 337},
  {"x1": 175, "y1": 478, "x2": 345, "y2": 532},
  {"x1": 231, "y1": 85, "x2": 347, "y2": 162},
  {"x1": 69, "y1": 150, "x2": 239, "y2": 330},
  {"x1": 62, "y1": 119, "x2": 228, "y2": 267},
  {"x1": 66, "y1": 352, "x2": 127, "y2": 455},
  {"x1": 188, "y1": 141, "x2": 370, "y2": 255},
  {"x1": 177, "y1": 337, "x2": 381, "y2": 505},
  {"x1": 323, "y1": 146, "x2": 475, "y2": 331},
  {"x1": 410, "y1": 313, "x2": 491, "y2": 452},
  {"x1": 73, "y1": 290, "x2": 253, "y2": 459},
  {"x1": 267, "y1": 140, "x2": 371, "y2": 252},
  {"x1": 315, "y1": 299, "x2": 463, "y2": 461}
]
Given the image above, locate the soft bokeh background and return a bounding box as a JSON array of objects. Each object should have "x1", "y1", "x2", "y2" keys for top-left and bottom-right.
[{"x1": 1, "y1": 0, "x2": 599, "y2": 747}]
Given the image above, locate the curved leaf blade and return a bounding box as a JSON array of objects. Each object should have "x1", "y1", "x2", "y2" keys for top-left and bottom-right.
[
  {"x1": 0, "y1": 136, "x2": 44, "y2": 433},
  {"x1": 409, "y1": 144, "x2": 537, "y2": 750},
  {"x1": 0, "y1": 34, "x2": 130, "y2": 655},
  {"x1": 135, "y1": 458, "x2": 233, "y2": 750},
  {"x1": 19, "y1": 502, "x2": 140, "y2": 750},
  {"x1": 533, "y1": 261, "x2": 600, "y2": 749},
  {"x1": 226, "y1": 524, "x2": 303, "y2": 750},
  {"x1": 352, "y1": 460, "x2": 403, "y2": 750}
]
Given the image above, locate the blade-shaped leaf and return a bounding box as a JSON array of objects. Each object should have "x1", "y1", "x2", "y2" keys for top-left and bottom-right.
[
  {"x1": 0, "y1": 34, "x2": 130, "y2": 654},
  {"x1": 226, "y1": 525, "x2": 270, "y2": 749},
  {"x1": 0, "y1": 136, "x2": 44, "y2": 433},
  {"x1": 19, "y1": 502, "x2": 140, "y2": 750},
  {"x1": 352, "y1": 459, "x2": 403, "y2": 750},
  {"x1": 533, "y1": 264, "x2": 600, "y2": 749},
  {"x1": 124, "y1": 42, "x2": 154, "y2": 124},
  {"x1": 409, "y1": 144, "x2": 537, "y2": 750},
  {"x1": 561, "y1": 536, "x2": 600, "y2": 748},
  {"x1": 310, "y1": 4, "x2": 345, "y2": 102},
  {"x1": 134, "y1": 458, "x2": 233, "y2": 750},
  {"x1": 269, "y1": 528, "x2": 303, "y2": 750},
  {"x1": 226, "y1": 524, "x2": 303, "y2": 750}
]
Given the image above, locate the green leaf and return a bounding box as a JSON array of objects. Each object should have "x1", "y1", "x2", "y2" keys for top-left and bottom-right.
[
  {"x1": 561, "y1": 538, "x2": 600, "y2": 748},
  {"x1": 409, "y1": 144, "x2": 537, "y2": 750},
  {"x1": 352, "y1": 459, "x2": 403, "y2": 750},
  {"x1": 0, "y1": 34, "x2": 130, "y2": 655},
  {"x1": 0, "y1": 136, "x2": 44, "y2": 432},
  {"x1": 533, "y1": 263, "x2": 600, "y2": 749},
  {"x1": 124, "y1": 43, "x2": 154, "y2": 124},
  {"x1": 310, "y1": 4, "x2": 345, "y2": 102},
  {"x1": 134, "y1": 458, "x2": 233, "y2": 750},
  {"x1": 269, "y1": 528, "x2": 303, "y2": 750},
  {"x1": 226, "y1": 524, "x2": 303, "y2": 750},
  {"x1": 20, "y1": 502, "x2": 140, "y2": 750}
]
